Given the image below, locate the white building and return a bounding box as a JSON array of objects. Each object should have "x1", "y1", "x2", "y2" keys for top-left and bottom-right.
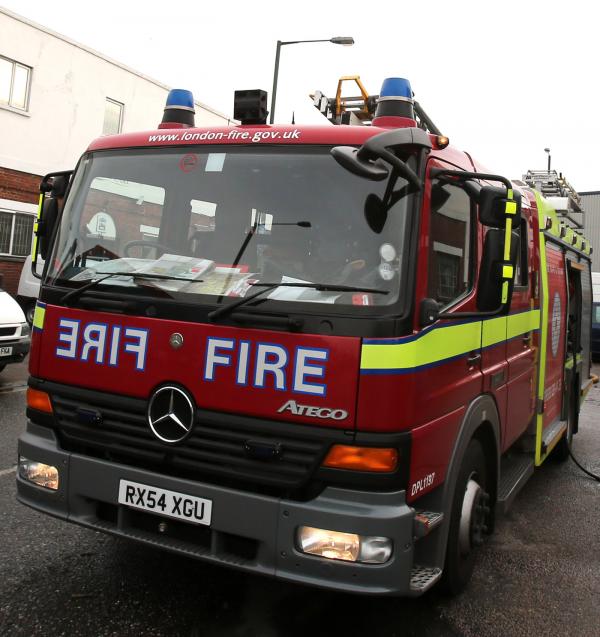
[{"x1": 0, "y1": 7, "x2": 232, "y2": 293}]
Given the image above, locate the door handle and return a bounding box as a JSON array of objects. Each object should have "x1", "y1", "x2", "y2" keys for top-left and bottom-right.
[
  {"x1": 522, "y1": 332, "x2": 531, "y2": 346},
  {"x1": 467, "y1": 352, "x2": 481, "y2": 367}
]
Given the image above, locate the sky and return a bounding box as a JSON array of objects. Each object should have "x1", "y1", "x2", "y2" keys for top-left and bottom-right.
[{"x1": 2, "y1": 0, "x2": 599, "y2": 191}]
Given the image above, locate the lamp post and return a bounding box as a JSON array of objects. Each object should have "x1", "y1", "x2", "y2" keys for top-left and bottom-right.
[
  {"x1": 544, "y1": 147, "x2": 551, "y2": 172},
  {"x1": 269, "y1": 36, "x2": 354, "y2": 124}
]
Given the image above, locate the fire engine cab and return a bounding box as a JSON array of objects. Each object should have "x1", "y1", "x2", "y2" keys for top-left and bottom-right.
[{"x1": 17, "y1": 78, "x2": 595, "y2": 596}]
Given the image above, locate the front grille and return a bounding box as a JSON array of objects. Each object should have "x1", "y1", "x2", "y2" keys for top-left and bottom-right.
[
  {"x1": 0, "y1": 326, "x2": 17, "y2": 337},
  {"x1": 46, "y1": 382, "x2": 342, "y2": 496}
]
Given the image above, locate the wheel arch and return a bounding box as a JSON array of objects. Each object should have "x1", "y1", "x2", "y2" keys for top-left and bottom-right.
[{"x1": 424, "y1": 393, "x2": 501, "y2": 570}]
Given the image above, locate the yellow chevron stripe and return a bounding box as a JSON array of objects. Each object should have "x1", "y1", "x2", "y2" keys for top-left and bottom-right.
[{"x1": 361, "y1": 309, "x2": 540, "y2": 372}]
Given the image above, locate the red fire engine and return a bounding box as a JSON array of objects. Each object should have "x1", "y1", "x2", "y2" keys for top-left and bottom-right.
[{"x1": 17, "y1": 78, "x2": 595, "y2": 595}]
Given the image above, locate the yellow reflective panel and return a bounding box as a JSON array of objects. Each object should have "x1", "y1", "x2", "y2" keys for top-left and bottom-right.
[
  {"x1": 482, "y1": 316, "x2": 507, "y2": 348},
  {"x1": 361, "y1": 321, "x2": 482, "y2": 371},
  {"x1": 507, "y1": 309, "x2": 540, "y2": 339},
  {"x1": 32, "y1": 303, "x2": 46, "y2": 331}
]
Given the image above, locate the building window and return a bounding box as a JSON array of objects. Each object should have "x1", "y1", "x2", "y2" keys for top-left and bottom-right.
[
  {"x1": 103, "y1": 98, "x2": 124, "y2": 135},
  {"x1": 0, "y1": 55, "x2": 31, "y2": 111},
  {"x1": 0, "y1": 211, "x2": 35, "y2": 256}
]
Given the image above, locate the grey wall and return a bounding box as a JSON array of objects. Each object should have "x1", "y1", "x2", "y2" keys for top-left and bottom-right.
[{"x1": 581, "y1": 192, "x2": 600, "y2": 272}]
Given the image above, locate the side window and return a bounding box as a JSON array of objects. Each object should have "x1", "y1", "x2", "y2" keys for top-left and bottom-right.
[
  {"x1": 427, "y1": 180, "x2": 473, "y2": 306},
  {"x1": 514, "y1": 217, "x2": 529, "y2": 288}
]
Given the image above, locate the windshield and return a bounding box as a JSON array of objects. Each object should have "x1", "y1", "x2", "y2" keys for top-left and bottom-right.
[{"x1": 47, "y1": 146, "x2": 414, "y2": 309}]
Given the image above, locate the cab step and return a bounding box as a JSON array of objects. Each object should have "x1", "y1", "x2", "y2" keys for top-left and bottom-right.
[
  {"x1": 541, "y1": 419, "x2": 567, "y2": 456},
  {"x1": 413, "y1": 511, "x2": 444, "y2": 539},
  {"x1": 409, "y1": 565, "x2": 442, "y2": 593},
  {"x1": 497, "y1": 453, "x2": 534, "y2": 514}
]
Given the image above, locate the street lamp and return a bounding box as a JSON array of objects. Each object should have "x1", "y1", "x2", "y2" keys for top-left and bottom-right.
[
  {"x1": 269, "y1": 36, "x2": 354, "y2": 124},
  {"x1": 544, "y1": 147, "x2": 551, "y2": 172}
]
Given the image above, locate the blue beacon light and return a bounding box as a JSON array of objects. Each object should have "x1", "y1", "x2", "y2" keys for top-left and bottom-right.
[
  {"x1": 379, "y1": 77, "x2": 413, "y2": 100},
  {"x1": 373, "y1": 77, "x2": 416, "y2": 123},
  {"x1": 165, "y1": 89, "x2": 195, "y2": 110},
  {"x1": 159, "y1": 89, "x2": 196, "y2": 128}
]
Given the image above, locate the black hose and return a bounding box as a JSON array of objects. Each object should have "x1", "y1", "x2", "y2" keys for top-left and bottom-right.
[{"x1": 568, "y1": 442, "x2": 600, "y2": 482}]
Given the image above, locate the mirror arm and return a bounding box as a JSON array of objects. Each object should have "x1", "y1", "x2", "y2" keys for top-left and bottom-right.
[
  {"x1": 360, "y1": 147, "x2": 421, "y2": 190},
  {"x1": 437, "y1": 305, "x2": 505, "y2": 321},
  {"x1": 429, "y1": 168, "x2": 513, "y2": 191}
]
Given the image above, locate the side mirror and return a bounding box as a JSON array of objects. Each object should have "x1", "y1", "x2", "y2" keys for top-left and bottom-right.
[
  {"x1": 39, "y1": 198, "x2": 60, "y2": 260},
  {"x1": 479, "y1": 185, "x2": 521, "y2": 228},
  {"x1": 32, "y1": 171, "x2": 72, "y2": 273},
  {"x1": 476, "y1": 228, "x2": 518, "y2": 312}
]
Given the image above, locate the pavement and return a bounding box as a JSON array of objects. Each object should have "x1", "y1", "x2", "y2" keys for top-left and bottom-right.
[{"x1": 0, "y1": 360, "x2": 598, "y2": 637}]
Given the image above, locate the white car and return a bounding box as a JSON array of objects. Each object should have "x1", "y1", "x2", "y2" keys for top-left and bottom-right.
[
  {"x1": 17, "y1": 257, "x2": 42, "y2": 325},
  {"x1": 0, "y1": 285, "x2": 31, "y2": 374}
]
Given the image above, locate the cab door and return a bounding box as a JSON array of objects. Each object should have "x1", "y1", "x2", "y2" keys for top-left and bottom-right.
[
  {"x1": 419, "y1": 162, "x2": 483, "y2": 418},
  {"x1": 504, "y1": 212, "x2": 537, "y2": 448}
]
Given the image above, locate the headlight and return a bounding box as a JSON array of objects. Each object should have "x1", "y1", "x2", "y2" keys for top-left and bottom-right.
[
  {"x1": 297, "y1": 526, "x2": 392, "y2": 564},
  {"x1": 18, "y1": 457, "x2": 59, "y2": 490},
  {"x1": 20, "y1": 322, "x2": 31, "y2": 337}
]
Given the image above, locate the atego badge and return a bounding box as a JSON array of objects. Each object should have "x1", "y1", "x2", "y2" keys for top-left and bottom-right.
[{"x1": 278, "y1": 399, "x2": 348, "y2": 421}]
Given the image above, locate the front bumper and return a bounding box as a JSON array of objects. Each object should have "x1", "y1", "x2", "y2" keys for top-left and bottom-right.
[
  {"x1": 17, "y1": 421, "x2": 418, "y2": 595},
  {"x1": 0, "y1": 338, "x2": 30, "y2": 366}
]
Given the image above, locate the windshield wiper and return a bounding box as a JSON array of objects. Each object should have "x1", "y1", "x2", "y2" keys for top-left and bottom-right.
[
  {"x1": 61, "y1": 271, "x2": 203, "y2": 305},
  {"x1": 208, "y1": 281, "x2": 388, "y2": 321}
]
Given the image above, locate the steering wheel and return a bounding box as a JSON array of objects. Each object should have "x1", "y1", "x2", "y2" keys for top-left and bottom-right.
[{"x1": 123, "y1": 240, "x2": 171, "y2": 258}]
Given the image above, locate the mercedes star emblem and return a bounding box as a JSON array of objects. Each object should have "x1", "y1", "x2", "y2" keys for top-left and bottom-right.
[
  {"x1": 147, "y1": 385, "x2": 195, "y2": 444},
  {"x1": 169, "y1": 333, "x2": 184, "y2": 349}
]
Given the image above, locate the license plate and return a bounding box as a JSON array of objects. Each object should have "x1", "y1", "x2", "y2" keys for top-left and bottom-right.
[
  {"x1": 118, "y1": 479, "x2": 212, "y2": 526},
  {"x1": 0, "y1": 346, "x2": 13, "y2": 357}
]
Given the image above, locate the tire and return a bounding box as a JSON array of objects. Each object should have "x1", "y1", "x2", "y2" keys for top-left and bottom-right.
[
  {"x1": 25, "y1": 302, "x2": 36, "y2": 326},
  {"x1": 441, "y1": 438, "x2": 490, "y2": 595}
]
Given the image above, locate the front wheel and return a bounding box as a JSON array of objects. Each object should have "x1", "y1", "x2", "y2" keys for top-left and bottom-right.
[
  {"x1": 24, "y1": 301, "x2": 36, "y2": 326},
  {"x1": 441, "y1": 438, "x2": 490, "y2": 595}
]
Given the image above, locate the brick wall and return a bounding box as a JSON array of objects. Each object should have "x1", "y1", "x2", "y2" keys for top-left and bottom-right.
[
  {"x1": 0, "y1": 166, "x2": 41, "y2": 204},
  {"x1": 0, "y1": 166, "x2": 42, "y2": 295},
  {"x1": 0, "y1": 257, "x2": 26, "y2": 296}
]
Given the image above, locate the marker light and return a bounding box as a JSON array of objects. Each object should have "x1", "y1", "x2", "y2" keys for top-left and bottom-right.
[
  {"x1": 379, "y1": 77, "x2": 413, "y2": 100},
  {"x1": 18, "y1": 457, "x2": 59, "y2": 490},
  {"x1": 435, "y1": 135, "x2": 450, "y2": 149},
  {"x1": 26, "y1": 388, "x2": 53, "y2": 413},
  {"x1": 322, "y1": 445, "x2": 398, "y2": 472},
  {"x1": 297, "y1": 526, "x2": 392, "y2": 563}
]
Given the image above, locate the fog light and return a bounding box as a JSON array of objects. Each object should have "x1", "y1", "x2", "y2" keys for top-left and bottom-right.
[
  {"x1": 18, "y1": 457, "x2": 59, "y2": 490},
  {"x1": 297, "y1": 526, "x2": 392, "y2": 564}
]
